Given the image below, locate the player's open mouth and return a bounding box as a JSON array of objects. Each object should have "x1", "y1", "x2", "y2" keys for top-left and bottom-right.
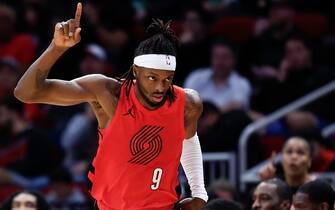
[{"x1": 152, "y1": 95, "x2": 164, "y2": 103}]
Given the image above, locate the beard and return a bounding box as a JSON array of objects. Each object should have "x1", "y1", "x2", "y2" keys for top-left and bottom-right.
[{"x1": 136, "y1": 83, "x2": 167, "y2": 109}]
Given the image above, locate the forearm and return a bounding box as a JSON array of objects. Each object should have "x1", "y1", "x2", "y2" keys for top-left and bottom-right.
[
  {"x1": 14, "y1": 41, "x2": 67, "y2": 101},
  {"x1": 180, "y1": 133, "x2": 208, "y2": 202}
]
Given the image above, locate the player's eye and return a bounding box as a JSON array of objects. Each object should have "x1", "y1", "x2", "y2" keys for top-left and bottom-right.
[
  {"x1": 148, "y1": 76, "x2": 156, "y2": 81},
  {"x1": 165, "y1": 77, "x2": 173, "y2": 82}
]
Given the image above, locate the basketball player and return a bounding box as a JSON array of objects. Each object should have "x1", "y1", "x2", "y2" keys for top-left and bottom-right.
[{"x1": 14, "y1": 3, "x2": 208, "y2": 210}]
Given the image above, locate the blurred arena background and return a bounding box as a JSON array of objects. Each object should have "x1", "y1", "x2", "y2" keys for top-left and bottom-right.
[{"x1": 0, "y1": 0, "x2": 335, "y2": 209}]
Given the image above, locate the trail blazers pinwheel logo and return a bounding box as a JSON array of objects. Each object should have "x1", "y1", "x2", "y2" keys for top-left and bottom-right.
[{"x1": 128, "y1": 125, "x2": 163, "y2": 165}]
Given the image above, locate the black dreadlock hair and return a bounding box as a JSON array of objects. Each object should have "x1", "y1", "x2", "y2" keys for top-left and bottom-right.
[{"x1": 120, "y1": 19, "x2": 179, "y2": 104}]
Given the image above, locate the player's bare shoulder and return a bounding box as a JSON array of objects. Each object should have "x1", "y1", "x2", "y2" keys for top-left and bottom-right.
[
  {"x1": 73, "y1": 74, "x2": 121, "y2": 97},
  {"x1": 184, "y1": 88, "x2": 203, "y2": 123},
  {"x1": 103, "y1": 75, "x2": 122, "y2": 97}
]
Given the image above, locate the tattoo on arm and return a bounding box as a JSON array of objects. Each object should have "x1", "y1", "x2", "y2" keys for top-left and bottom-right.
[{"x1": 92, "y1": 101, "x2": 102, "y2": 109}]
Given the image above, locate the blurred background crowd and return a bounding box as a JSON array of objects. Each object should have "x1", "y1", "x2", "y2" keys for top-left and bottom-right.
[{"x1": 0, "y1": 0, "x2": 335, "y2": 209}]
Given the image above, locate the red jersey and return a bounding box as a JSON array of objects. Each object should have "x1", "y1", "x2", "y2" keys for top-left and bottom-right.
[{"x1": 88, "y1": 83, "x2": 185, "y2": 210}]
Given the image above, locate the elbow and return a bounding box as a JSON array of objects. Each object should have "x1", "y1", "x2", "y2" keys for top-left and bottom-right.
[
  {"x1": 14, "y1": 86, "x2": 26, "y2": 102},
  {"x1": 14, "y1": 86, "x2": 35, "y2": 103}
]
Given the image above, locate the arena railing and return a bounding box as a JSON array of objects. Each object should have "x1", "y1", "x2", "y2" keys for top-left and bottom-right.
[
  {"x1": 238, "y1": 80, "x2": 335, "y2": 192},
  {"x1": 322, "y1": 122, "x2": 335, "y2": 137},
  {"x1": 179, "y1": 152, "x2": 236, "y2": 197},
  {"x1": 202, "y1": 152, "x2": 236, "y2": 186},
  {"x1": 239, "y1": 154, "x2": 335, "y2": 190}
]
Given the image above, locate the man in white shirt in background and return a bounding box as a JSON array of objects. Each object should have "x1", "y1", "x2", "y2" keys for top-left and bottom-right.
[{"x1": 184, "y1": 40, "x2": 251, "y2": 113}]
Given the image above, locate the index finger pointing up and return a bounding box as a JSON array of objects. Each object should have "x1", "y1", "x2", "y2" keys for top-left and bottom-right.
[{"x1": 74, "y1": 2, "x2": 82, "y2": 27}]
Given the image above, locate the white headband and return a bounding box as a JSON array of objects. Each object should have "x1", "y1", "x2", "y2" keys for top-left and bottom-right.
[{"x1": 133, "y1": 54, "x2": 176, "y2": 71}]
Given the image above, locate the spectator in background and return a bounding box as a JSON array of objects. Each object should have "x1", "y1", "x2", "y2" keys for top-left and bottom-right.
[
  {"x1": 0, "y1": 96, "x2": 62, "y2": 189},
  {"x1": 204, "y1": 199, "x2": 242, "y2": 210},
  {"x1": 207, "y1": 178, "x2": 237, "y2": 201},
  {"x1": 84, "y1": 0, "x2": 135, "y2": 75},
  {"x1": 184, "y1": 40, "x2": 251, "y2": 113},
  {"x1": 300, "y1": 128, "x2": 335, "y2": 172},
  {"x1": 80, "y1": 43, "x2": 112, "y2": 76},
  {"x1": 240, "y1": 2, "x2": 300, "y2": 75},
  {"x1": 16, "y1": 1, "x2": 53, "y2": 53},
  {"x1": 60, "y1": 104, "x2": 98, "y2": 181},
  {"x1": 293, "y1": 179, "x2": 335, "y2": 210},
  {"x1": 179, "y1": 8, "x2": 208, "y2": 52},
  {"x1": 252, "y1": 36, "x2": 335, "y2": 124},
  {"x1": 259, "y1": 137, "x2": 316, "y2": 193},
  {"x1": 0, "y1": 4, "x2": 36, "y2": 71},
  {"x1": 46, "y1": 167, "x2": 89, "y2": 210},
  {"x1": 175, "y1": 8, "x2": 211, "y2": 86},
  {"x1": 198, "y1": 100, "x2": 253, "y2": 152},
  {"x1": 1, "y1": 190, "x2": 50, "y2": 210},
  {"x1": 285, "y1": 127, "x2": 335, "y2": 172},
  {"x1": 184, "y1": 40, "x2": 255, "y2": 153},
  {"x1": 197, "y1": 101, "x2": 220, "y2": 146},
  {"x1": 254, "y1": 2, "x2": 298, "y2": 67},
  {"x1": 252, "y1": 178, "x2": 292, "y2": 210}
]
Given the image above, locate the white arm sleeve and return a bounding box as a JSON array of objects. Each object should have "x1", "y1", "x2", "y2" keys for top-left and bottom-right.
[{"x1": 180, "y1": 133, "x2": 208, "y2": 202}]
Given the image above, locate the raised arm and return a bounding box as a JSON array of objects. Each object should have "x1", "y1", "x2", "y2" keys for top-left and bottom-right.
[{"x1": 14, "y1": 3, "x2": 102, "y2": 106}]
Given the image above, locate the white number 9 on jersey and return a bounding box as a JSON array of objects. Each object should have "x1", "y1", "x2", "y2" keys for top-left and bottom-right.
[{"x1": 151, "y1": 168, "x2": 163, "y2": 190}]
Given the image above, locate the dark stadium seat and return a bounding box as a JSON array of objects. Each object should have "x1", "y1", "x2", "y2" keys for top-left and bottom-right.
[
  {"x1": 210, "y1": 16, "x2": 256, "y2": 44},
  {"x1": 293, "y1": 13, "x2": 329, "y2": 39},
  {"x1": 0, "y1": 185, "x2": 23, "y2": 202},
  {"x1": 260, "y1": 135, "x2": 285, "y2": 158}
]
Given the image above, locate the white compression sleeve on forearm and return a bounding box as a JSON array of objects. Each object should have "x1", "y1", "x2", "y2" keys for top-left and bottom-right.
[{"x1": 180, "y1": 133, "x2": 208, "y2": 202}]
